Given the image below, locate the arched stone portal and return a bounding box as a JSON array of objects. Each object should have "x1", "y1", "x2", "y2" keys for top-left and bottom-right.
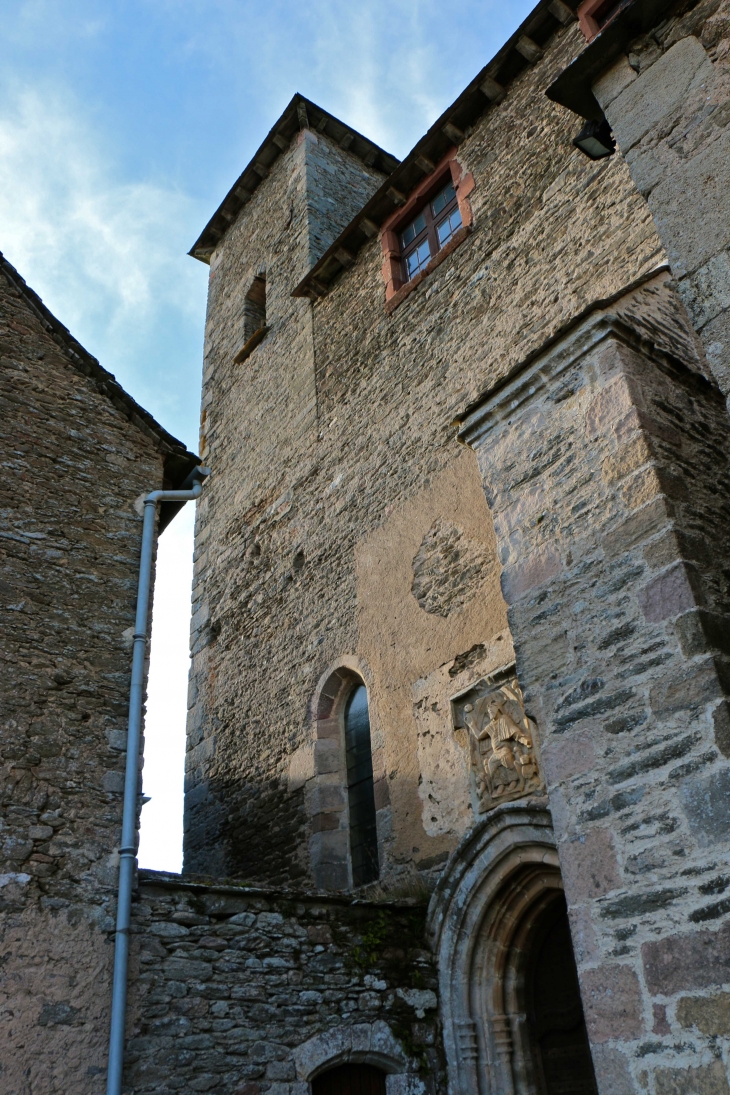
[{"x1": 427, "y1": 802, "x2": 596, "y2": 1095}]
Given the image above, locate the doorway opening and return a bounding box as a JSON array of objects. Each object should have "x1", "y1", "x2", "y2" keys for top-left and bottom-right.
[
  {"x1": 525, "y1": 894, "x2": 597, "y2": 1095},
  {"x1": 312, "y1": 1063, "x2": 386, "y2": 1095},
  {"x1": 428, "y1": 806, "x2": 599, "y2": 1095}
]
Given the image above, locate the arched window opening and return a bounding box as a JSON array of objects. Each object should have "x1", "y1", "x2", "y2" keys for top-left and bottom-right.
[
  {"x1": 526, "y1": 894, "x2": 598, "y2": 1095},
  {"x1": 234, "y1": 274, "x2": 268, "y2": 363},
  {"x1": 312, "y1": 1063, "x2": 386, "y2": 1095},
  {"x1": 344, "y1": 684, "x2": 379, "y2": 887}
]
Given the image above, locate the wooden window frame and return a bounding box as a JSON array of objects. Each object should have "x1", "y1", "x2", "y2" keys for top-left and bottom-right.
[
  {"x1": 400, "y1": 181, "x2": 462, "y2": 283},
  {"x1": 380, "y1": 151, "x2": 475, "y2": 313}
]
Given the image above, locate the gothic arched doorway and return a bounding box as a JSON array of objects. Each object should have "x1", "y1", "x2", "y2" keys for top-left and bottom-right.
[{"x1": 427, "y1": 804, "x2": 598, "y2": 1095}]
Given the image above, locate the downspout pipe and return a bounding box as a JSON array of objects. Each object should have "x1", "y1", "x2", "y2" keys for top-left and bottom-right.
[{"x1": 106, "y1": 465, "x2": 210, "y2": 1095}]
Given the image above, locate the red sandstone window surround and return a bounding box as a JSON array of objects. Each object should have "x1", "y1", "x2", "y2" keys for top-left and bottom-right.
[
  {"x1": 380, "y1": 152, "x2": 475, "y2": 313},
  {"x1": 577, "y1": 0, "x2": 633, "y2": 42}
]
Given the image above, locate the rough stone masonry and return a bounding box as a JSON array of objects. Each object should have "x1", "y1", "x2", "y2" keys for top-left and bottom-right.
[
  {"x1": 179, "y1": 0, "x2": 730, "y2": 1092},
  {"x1": 2, "y1": 1, "x2": 730, "y2": 1094}
]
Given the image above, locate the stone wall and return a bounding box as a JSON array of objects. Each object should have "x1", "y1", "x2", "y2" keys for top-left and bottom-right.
[
  {"x1": 184, "y1": 13, "x2": 666, "y2": 891},
  {"x1": 458, "y1": 274, "x2": 730, "y2": 1093},
  {"x1": 0, "y1": 254, "x2": 195, "y2": 1095},
  {"x1": 185, "y1": 129, "x2": 387, "y2": 884},
  {"x1": 125, "y1": 872, "x2": 441, "y2": 1095},
  {"x1": 592, "y1": 0, "x2": 730, "y2": 398}
]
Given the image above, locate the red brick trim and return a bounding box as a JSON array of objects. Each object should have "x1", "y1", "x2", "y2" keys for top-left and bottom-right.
[{"x1": 379, "y1": 151, "x2": 475, "y2": 308}]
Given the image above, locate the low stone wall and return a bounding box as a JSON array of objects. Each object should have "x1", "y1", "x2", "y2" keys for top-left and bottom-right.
[{"x1": 126, "y1": 872, "x2": 443, "y2": 1095}]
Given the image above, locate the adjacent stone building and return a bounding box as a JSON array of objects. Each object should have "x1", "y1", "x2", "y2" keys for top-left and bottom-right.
[
  {"x1": 3, "y1": 0, "x2": 730, "y2": 1093},
  {"x1": 0, "y1": 252, "x2": 199, "y2": 1094}
]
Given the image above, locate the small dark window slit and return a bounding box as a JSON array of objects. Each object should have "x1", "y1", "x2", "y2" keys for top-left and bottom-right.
[
  {"x1": 344, "y1": 684, "x2": 379, "y2": 887},
  {"x1": 234, "y1": 274, "x2": 268, "y2": 363}
]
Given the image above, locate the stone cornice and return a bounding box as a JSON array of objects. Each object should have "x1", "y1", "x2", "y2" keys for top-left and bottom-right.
[{"x1": 454, "y1": 266, "x2": 684, "y2": 447}]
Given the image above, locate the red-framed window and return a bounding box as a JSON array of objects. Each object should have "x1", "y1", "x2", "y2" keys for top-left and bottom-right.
[
  {"x1": 577, "y1": 0, "x2": 632, "y2": 42},
  {"x1": 380, "y1": 153, "x2": 475, "y2": 310},
  {"x1": 400, "y1": 180, "x2": 463, "y2": 283}
]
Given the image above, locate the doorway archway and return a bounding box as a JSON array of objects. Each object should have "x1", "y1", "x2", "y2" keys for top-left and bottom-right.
[
  {"x1": 427, "y1": 803, "x2": 597, "y2": 1095},
  {"x1": 312, "y1": 1063, "x2": 386, "y2": 1095}
]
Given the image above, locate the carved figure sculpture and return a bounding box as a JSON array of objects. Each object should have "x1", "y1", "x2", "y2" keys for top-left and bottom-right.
[{"x1": 461, "y1": 677, "x2": 542, "y2": 809}]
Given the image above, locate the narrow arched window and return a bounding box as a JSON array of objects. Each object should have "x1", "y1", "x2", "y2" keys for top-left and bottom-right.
[{"x1": 344, "y1": 684, "x2": 379, "y2": 886}]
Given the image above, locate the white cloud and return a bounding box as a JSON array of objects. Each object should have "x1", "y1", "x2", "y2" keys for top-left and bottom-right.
[{"x1": 0, "y1": 78, "x2": 207, "y2": 438}]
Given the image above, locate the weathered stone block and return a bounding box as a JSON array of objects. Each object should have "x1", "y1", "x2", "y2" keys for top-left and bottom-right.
[
  {"x1": 602, "y1": 35, "x2": 715, "y2": 153},
  {"x1": 501, "y1": 545, "x2": 562, "y2": 604},
  {"x1": 678, "y1": 249, "x2": 730, "y2": 331},
  {"x1": 602, "y1": 496, "x2": 671, "y2": 558},
  {"x1": 677, "y1": 991, "x2": 730, "y2": 1035},
  {"x1": 585, "y1": 372, "x2": 637, "y2": 439},
  {"x1": 588, "y1": 1046, "x2": 634, "y2": 1095},
  {"x1": 601, "y1": 435, "x2": 652, "y2": 485},
  {"x1": 580, "y1": 964, "x2": 643, "y2": 1043},
  {"x1": 639, "y1": 562, "x2": 698, "y2": 623},
  {"x1": 560, "y1": 829, "x2": 622, "y2": 904},
  {"x1": 679, "y1": 766, "x2": 730, "y2": 847},
  {"x1": 650, "y1": 129, "x2": 730, "y2": 278},
  {"x1": 654, "y1": 1060, "x2": 730, "y2": 1095},
  {"x1": 642, "y1": 921, "x2": 730, "y2": 994},
  {"x1": 592, "y1": 54, "x2": 637, "y2": 110}
]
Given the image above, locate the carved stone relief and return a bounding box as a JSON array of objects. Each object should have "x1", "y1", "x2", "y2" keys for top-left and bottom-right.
[{"x1": 451, "y1": 668, "x2": 544, "y2": 811}]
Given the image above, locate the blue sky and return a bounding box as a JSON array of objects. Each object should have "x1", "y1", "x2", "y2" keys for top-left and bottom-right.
[{"x1": 2, "y1": 0, "x2": 537, "y2": 868}]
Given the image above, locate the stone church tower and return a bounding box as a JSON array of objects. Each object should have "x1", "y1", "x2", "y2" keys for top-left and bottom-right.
[{"x1": 2, "y1": 1, "x2": 730, "y2": 1094}]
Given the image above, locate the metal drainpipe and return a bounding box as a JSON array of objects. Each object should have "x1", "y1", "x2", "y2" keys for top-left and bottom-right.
[{"x1": 106, "y1": 465, "x2": 210, "y2": 1095}]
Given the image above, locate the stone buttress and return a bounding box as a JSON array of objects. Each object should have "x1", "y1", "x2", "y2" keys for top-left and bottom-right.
[{"x1": 458, "y1": 273, "x2": 730, "y2": 1093}]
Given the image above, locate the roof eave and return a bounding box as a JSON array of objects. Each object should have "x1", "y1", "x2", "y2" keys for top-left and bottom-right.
[
  {"x1": 292, "y1": 0, "x2": 580, "y2": 301},
  {"x1": 189, "y1": 93, "x2": 400, "y2": 264}
]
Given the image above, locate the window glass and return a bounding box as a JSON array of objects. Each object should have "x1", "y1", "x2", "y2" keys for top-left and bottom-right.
[
  {"x1": 436, "y1": 205, "x2": 463, "y2": 248},
  {"x1": 344, "y1": 684, "x2": 379, "y2": 887},
  {"x1": 431, "y1": 180, "x2": 456, "y2": 217},
  {"x1": 401, "y1": 211, "x2": 426, "y2": 249},
  {"x1": 405, "y1": 239, "x2": 431, "y2": 280},
  {"x1": 400, "y1": 172, "x2": 464, "y2": 285}
]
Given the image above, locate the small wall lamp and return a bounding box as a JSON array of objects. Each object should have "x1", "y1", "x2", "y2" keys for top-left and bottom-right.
[{"x1": 573, "y1": 118, "x2": 616, "y2": 159}]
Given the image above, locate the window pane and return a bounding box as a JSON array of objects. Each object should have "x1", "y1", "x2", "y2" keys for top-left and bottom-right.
[
  {"x1": 431, "y1": 180, "x2": 456, "y2": 216},
  {"x1": 405, "y1": 238, "x2": 431, "y2": 281},
  {"x1": 344, "y1": 684, "x2": 379, "y2": 887},
  {"x1": 436, "y1": 205, "x2": 463, "y2": 248},
  {"x1": 401, "y1": 212, "x2": 426, "y2": 249}
]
